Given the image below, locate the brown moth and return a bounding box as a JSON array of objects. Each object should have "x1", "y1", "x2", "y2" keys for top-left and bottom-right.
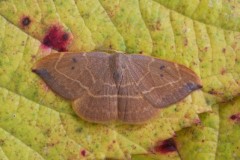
[{"x1": 32, "y1": 52, "x2": 202, "y2": 124}]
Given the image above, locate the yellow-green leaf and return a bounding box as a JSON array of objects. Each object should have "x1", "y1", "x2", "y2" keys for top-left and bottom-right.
[{"x1": 0, "y1": 0, "x2": 239, "y2": 159}]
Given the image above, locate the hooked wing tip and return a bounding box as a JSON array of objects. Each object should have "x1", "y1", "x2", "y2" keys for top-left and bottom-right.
[
  {"x1": 31, "y1": 62, "x2": 39, "y2": 73},
  {"x1": 185, "y1": 82, "x2": 202, "y2": 92},
  {"x1": 31, "y1": 68, "x2": 37, "y2": 73},
  {"x1": 197, "y1": 84, "x2": 203, "y2": 89},
  {"x1": 194, "y1": 77, "x2": 203, "y2": 90},
  {"x1": 32, "y1": 68, "x2": 53, "y2": 81},
  {"x1": 31, "y1": 68, "x2": 42, "y2": 75}
]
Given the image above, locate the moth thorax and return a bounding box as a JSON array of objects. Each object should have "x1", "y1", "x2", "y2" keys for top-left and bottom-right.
[{"x1": 109, "y1": 53, "x2": 125, "y2": 86}]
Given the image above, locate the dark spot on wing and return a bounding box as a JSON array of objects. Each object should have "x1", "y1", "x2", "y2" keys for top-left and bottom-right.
[
  {"x1": 71, "y1": 66, "x2": 75, "y2": 70},
  {"x1": 160, "y1": 74, "x2": 164, "y2": 77},
  {"x1": 160, "y1": 65, "x2": 165, "y2": 70},
  {"x1": 113, "y1": 71, "x2": 120, "y2": 81},
  {"x1": 154, "y1": 138, "x2": 177, "y2": 154},
  {"x1": 72, "y1": 57, "x2": 77, "y2": 63},
  {"x1": 121, "y1": 64, "x2": 126, "y2": 69}
]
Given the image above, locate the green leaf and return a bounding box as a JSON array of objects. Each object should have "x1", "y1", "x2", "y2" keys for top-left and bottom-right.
[{"x1": 0, "y1": 0, "x2": 239, "y2": 159}]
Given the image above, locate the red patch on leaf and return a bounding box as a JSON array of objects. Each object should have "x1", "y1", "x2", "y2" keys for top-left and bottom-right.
[
  {"x1": 153, "y1": 138, "x2": 177, "y2": 154},
  {"x1": 42, "y1": 25, "x2": 72, "y2": 51},
  {"x1": 230, "y1": 113, "x2": 240, "y2": 122},
  {"x1": 80, "y1": 150, "x2": 86, "y2": 157}
]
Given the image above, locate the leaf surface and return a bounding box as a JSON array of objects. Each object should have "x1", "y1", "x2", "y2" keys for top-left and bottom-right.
[{"x1": 0, "y1": 0, "x2": 239, "y2": 159}]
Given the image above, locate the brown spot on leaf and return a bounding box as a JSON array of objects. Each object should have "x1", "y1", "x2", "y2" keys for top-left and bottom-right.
[
  {"x1": 184, "y1": 39, "x2": 188, "y2": 46},
  {"x1": 153, "y1": 138, "x2": 177, "y2": 154},
  {"x1": 42, "y1": 25, "x2": 72, "y2": 51},
  {"x1": 75, "y1": 128, "x2": 82, "y2": 132},
  {"x1": 202, "y1": 47, "x2": 208, "y2": 52},
  {"x1": 20, "y1": 16, "x2": 31, "y2": 28},
  {"x1": 222, "y1": 48, "x2": 226, "y2": 53},
  {"x1": 0, "y1": 140, "x2": 5, "y2": 146},
  {"x1": 221, "y1": 68, "x2": 227, "y2": 75},
  {"x1": 208, "y1": 89, "x2": 223, "y2": 96},
  {"x1": 31, "y1": 55, "x2": 37, "y2": 62},
  {"x1": 155, "y1": 20, "x2": 161, "y2": 30}
]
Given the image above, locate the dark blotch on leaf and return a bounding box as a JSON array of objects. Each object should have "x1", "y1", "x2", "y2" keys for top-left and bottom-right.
[
  {"x1": 62, "y1": 33, "x2": 69, "y2": 41},
  {"x1": 222, "y1": 48, "x2": 226, "y2": 53},
  {"x1": 80, "y1": 150, "x2": 86, "y2": 156},
  {"x1": 75, "y1": 128, "x2": 83, "y2": 132},
  {"x1": 154, "y1": 138, "x2": 177, "y2": 154},
  {"x1": 208, "y1": 89, "x2": 223, "y2": 95},
  {"x1": 43, "y1": 25, "x2": 72, "y2": 51},
  {"x1": 230, "y1": 113, "x2": 240, "y2": 122},
  {"x1": 21, "y1": 16, "x2": 31, "y2": 26},
  {"x1": 0, "y1": 140, "x2": 5, "y2": 146}
]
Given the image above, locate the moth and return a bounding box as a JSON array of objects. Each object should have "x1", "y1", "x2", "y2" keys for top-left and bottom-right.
[{"x1": 32, "y1": 52, "x2": 202, "y2": 124}]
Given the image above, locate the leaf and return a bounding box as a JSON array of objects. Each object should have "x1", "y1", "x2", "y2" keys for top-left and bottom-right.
[
  {"x1": 138, "y1": 97, "x2": 240, "y2": 159},
  {"x1": 175, "y1": 97, "x2": 240, "y2": 160},
  {"x1": 0, "y1": 0, "x2": 239, "y2": 159}
]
